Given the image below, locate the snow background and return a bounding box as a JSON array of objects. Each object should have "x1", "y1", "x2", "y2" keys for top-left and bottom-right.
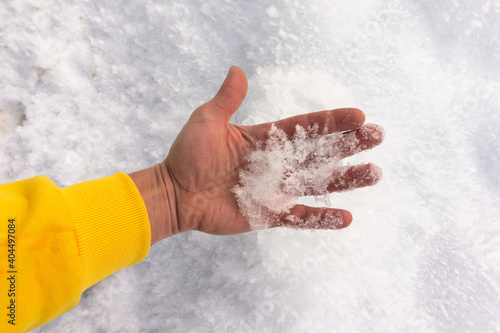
[{"x1": 1, "y1": 0, "x2": 499, "y2": 332}]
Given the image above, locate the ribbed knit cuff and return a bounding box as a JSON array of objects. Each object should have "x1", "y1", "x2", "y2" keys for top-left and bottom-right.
[{"x1": 62, "y1": 172, "x2": 151, "y2": 289}]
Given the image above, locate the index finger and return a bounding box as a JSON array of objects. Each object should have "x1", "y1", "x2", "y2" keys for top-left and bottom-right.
[{"x1": 247, "y1": 108, "x2": 365, "y2": 141}]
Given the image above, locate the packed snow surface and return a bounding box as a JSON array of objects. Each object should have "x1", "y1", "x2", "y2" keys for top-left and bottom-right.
[{"x1": 0, "y1": 0, "x2": 499, "y2": 332}]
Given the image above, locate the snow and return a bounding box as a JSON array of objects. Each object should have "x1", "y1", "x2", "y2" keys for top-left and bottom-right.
[
  {"x1": 233, "y1": 123, "x2": 383, "y2": 230},
  {"x1": 1, "y1": 0, "x2": 499, "y2": 332}
]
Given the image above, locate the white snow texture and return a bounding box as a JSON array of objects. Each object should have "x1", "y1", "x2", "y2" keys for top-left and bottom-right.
[
  {"x1": 1, "y1": 0, "x2": 499, "y2": 332},
  {"x1": 233, "y1": 123, "x2": 382, "y2": 230}
]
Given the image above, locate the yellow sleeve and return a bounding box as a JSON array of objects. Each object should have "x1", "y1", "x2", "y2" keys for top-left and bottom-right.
[{"x1": 0, "y1": 172, "x2": 151, "y2": 332}]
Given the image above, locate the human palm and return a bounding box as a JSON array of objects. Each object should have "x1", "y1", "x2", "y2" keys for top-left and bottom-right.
[
  {"x1": 165, "y1": 105, "x2": 256, "y2": 235},
  {"x1": 163, "y1": 67, "x2": 384, "y2": 236}
]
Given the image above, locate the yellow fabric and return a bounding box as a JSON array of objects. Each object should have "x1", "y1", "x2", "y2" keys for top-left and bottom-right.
[{"x1": 0, "y1": 173, "x2": 151, "y2": 332}]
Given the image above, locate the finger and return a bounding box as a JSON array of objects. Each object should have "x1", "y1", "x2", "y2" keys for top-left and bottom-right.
[
  {"x1": 326, "y1": 163, "x2": 382, "y2": 192},
  {"x1": 333, "y1": 124, "x2": 385, "y2": 159},
  {"x1": 209, "y1": 66, "x2": 248, "y2": 123},
  {"x1": 248, "y1": 108, "x2": 365, "y2": 141},
  {"x1": 300, "y1": 163, "x2": 382, "y2": 196},
  {"x1": 272, "y1": 205, "x2": 352, "y2": 229}
]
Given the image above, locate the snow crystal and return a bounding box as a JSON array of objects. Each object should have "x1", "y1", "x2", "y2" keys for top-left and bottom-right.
[
  {"x1": 282, "y1": 211, "x2": 344, "y2": 230},
  {"x1": 233, "y1": 123, "x2": 382, "y2": 230}
]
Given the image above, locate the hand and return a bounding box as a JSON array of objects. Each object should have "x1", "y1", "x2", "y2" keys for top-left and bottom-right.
[{"x1": 130, "y1": 66, "x2": 384, "y2": 245}]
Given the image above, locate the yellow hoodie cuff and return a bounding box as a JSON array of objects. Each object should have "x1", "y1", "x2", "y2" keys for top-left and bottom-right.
[{"x1": 62, "y1": 172, "x2": 151, "y2": 289}]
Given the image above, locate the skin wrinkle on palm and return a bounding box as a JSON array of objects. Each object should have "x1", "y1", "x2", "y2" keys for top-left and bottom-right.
[{"x1": 233, "y1": 121, "x2": 384, "y2": 230}]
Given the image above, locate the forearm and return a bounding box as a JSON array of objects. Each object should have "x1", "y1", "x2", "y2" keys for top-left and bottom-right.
[{"x1": 129, "y1": 163, "x2": 179, "y2": 245}]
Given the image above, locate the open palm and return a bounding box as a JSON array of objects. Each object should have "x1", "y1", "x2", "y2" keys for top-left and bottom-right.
[{"x1": 163, "y1": 66, "x2": 383, "y2": 236}]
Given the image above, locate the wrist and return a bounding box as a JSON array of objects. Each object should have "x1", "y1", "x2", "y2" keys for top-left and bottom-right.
[{"x1": 129, "y1": 164, "x2": 179, "y2": 245}]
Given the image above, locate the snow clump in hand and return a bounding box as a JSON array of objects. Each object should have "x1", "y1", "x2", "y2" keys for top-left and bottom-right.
[{"x1": 233, "y1": 123, "x2": 382, "y2": 230}]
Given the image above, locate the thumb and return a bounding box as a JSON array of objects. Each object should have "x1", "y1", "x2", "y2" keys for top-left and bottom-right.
[{"x1": 209, "y1": 66, "x2": 248, "y2": 123}]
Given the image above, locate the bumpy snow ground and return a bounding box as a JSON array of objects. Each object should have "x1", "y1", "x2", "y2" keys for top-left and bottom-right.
[{"x1": 1, "y1": 1, "x2": 499, "y2": 332}]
